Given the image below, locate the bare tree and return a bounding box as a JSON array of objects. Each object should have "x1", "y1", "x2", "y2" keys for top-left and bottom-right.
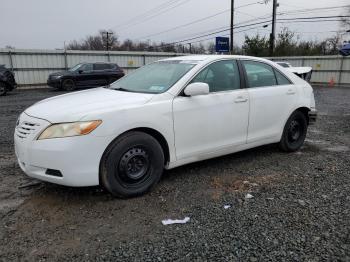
[
  {"x1": 67, "y1": 30, "x2": 119, "y2": 50},
  {"x1": 341, "y1": 6, "x2": 350, "y2": 28}
]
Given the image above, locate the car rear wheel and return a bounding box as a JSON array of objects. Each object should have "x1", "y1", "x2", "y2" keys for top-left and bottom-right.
[
  {"x1": 0, "y1": 82, "x2": 7, "y2": 96},
  {"x1": 100, "y1": 131, "x2": 164, "y2": 198},
  {"x1": 62, "y1": 79, "x2": 76, "y2": 91},
  {"x1": 279, "y1": 110, "x2": 308, "y2": 152}
]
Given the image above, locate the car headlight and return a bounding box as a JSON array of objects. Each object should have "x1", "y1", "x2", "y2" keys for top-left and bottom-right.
[
  {"x1": 51, "y1": 75, "x2": 62, "y2": 79},
  {"x1": 38, "y1": 120, "x2": 102, "y2": 140}
]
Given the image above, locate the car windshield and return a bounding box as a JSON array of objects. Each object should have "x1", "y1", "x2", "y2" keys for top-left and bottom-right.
[
  {"x1": 110, "y1": 60, "x2": 196, "y2": 94},
  {"x1": 69, "y1": 64, "x2": 83, "y2": 72}
]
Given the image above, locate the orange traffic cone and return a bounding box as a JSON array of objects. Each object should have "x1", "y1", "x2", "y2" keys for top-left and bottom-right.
[{"x1": 328, "y1": 77, "x2": 335, "y2": 88}]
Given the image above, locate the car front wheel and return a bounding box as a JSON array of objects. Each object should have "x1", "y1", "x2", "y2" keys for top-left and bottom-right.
[
  {"x1": 0, "y1": 82, "x2": 7, "y2": 96},
  {"x1": 61, "y1": 79, "x2": 76, "y2": 91},
  {"x1": 279, "y1": 110, "x2": 308, "y2": 152},
  {"x1": 100, "y1": 131, "x2": 164, "y2": 198}
]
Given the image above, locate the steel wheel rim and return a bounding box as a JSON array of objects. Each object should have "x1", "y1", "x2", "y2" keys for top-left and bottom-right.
[
  {"x1": 0, "y1": 83, "x2": 5, "y2": 93},
  {"x1": 288, "y1": 119, "x2": 301, "y2": 143},
  {"x1": 64, "y1": 80, "x2": 74, "y2": 90},
  {"x1": 118, "y1": 147, "x2": 150, "y2": 186}
]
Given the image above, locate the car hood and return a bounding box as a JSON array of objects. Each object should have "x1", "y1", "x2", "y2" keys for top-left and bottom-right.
[
  {"x1": 49, "y1": 71, "x2": 74, "y2": 77},
  {"x1": 25, "y1": 87, "x2": 154, "y2": 123}
]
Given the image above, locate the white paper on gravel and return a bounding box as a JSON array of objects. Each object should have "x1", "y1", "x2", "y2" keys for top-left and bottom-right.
[{"x1": 162, "y1": 217, "x2": 190, "y2": 225}]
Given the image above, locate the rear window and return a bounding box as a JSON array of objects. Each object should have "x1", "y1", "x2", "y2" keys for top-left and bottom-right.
[
  {"x1": 94, "y1": 63, "x2": 111, "y2": 70},
  {"x1": 274, "y1": 69, "x2": 292, "y2": 85}
]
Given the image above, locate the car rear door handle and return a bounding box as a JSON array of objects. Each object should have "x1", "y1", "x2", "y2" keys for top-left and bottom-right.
[
  {"x1": 286, "y1": 89, "x2": 296, "y2": 95},
  {"x1": 234, "y1": 96, "x2": 248, "y2": 103}
]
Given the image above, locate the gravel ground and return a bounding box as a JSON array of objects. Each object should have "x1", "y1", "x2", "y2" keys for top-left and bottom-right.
[{"x1": 0, "y1": 86, "x2": 349, "y2": 261}]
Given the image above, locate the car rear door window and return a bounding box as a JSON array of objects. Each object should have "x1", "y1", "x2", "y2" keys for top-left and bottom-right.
[
  {"x1": 274, "y1": 69, "x2": 292, "y2": 85},
  {"x1": 191, "y1": 60, "x2": 240, "y2": 92},
  {"x1": 242, "y1": 61, "x2": 277, "y2": 88},
  {"x1": 93, "y1": 64, "x2": 110, "y2": 71}
]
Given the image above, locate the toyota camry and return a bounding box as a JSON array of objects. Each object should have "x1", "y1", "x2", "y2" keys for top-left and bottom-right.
[{"x1": 14, "y1": 55, "x2": 317, "y2": 197}]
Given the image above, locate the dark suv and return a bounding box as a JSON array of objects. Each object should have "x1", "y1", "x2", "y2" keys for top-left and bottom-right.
[
  {"x1": 0, "y1": 65, "x2": 17, "y2": 96},
  {"x1": 47, "y1": 62, "x2": 125, "y2": 91}
]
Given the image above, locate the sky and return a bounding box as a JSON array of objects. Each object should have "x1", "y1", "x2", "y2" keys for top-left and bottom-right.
[{"x1": 0, "y1": 0, "x2": 349, "y2": 50}]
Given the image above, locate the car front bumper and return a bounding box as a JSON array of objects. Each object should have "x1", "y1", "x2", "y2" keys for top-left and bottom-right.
[
  {"x1": 47, "y1": 78, "x2": 62, "y2": 88},
  {"x1": 308, "y1": 109, "x2": 317, "y2": 125},
  {"x1": 14, "y1": 113, "x2": 111, "y2": 187}
]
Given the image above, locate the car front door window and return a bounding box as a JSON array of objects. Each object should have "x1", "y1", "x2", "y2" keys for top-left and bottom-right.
[
  {"x1": 80, "y1": 64, "x2": 93, "y2": 72},
  {"x1": 190, "y1": 60, "x2": 240, "y2": 92}
]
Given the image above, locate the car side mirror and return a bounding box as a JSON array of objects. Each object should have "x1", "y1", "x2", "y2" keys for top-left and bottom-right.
[
  {"x1": 184, "y1": 82, "x2": 209, "y2": 96},
  {"x1": 78, "y1": 70, "x2": 83, "y2": 74}
]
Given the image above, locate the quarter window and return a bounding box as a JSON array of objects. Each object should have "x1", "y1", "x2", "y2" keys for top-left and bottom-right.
[
  {"x1": 274, "y1": 69, "x2": 292, "y2": 85},
  {"x1": 190, "y1": 60, "x2": 240, "y2": 92},
  {"x1": 242, "y1": 61, "x2": 277, "y2": 88},
  {"x1": 94, "y1": 63, "x2": 110, "y2": 70}
]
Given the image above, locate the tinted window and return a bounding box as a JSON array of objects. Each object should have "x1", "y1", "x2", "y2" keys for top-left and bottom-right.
[
  {"x1": 191, "y1": 60, "x2": 240, "y2": 92},
  {"x1": 274, "y1": 69, "x2": 292, "y2": 85},
  {"x1": 94, "y1": 63, "x2": 110, "y2": 70},
  {"x1": 242, "y1": 61, "x2": 277, "y2": 88},
  {"x1": 80, "y1": 63, "x2": 93, "y2": 72}
]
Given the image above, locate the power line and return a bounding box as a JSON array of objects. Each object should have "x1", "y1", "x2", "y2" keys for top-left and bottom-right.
[
  {"x1": 134, "y1": 4, "x2": 349, "y2": 43},
  {"x1": 135, "y1": 1, "x2": 264, "y2": 40},
  {"x1": 113, "y1": 0, "x2": 182, "y2": 30},
  {"x1": 278, "y1": 4, "x2": 350, "y2": 16},
  {"x1": 135, "y1": 9, "x2": 230, "y2": 40},
  {"x1": 157, "y1": 15, "x2": 349, "y2": 47},
  {"x1": 114, "y1": 0, "x2": 192, "y2": 32}
]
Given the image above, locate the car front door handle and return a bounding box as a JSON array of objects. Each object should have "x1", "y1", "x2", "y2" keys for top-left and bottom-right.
[
  {"x1": 286, "y1": 89, "x2": 296, "y2": 95},
  {"x1": 234, "y1": 96, "x2": 248, "y2": 103}
]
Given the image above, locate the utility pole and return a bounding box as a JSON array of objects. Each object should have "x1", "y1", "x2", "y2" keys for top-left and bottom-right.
[
  {"x1": 269, "y1": 0, "x2": 278, "y2": 56},
  {"x1": 230, "y1": 0, "x2": 235, "y2": 54},
  {"x1": 102, "y1": 31, "x2": 113, "y2": 51}
]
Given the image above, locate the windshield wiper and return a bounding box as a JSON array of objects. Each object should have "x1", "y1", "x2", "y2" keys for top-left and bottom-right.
[{"x1": 115, "y1": 87, "x2": 131, "y2": 92}]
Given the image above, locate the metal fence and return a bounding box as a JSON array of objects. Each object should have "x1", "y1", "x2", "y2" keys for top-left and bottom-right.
[
  {"x1": 0, "y1": 49, "x2": 185, "y2": 86},
  {"x1": 0, "y1": 49, "x2": 349, "y2": 86},
  {"x1": 269, "y1": 55, "x2": 350, "y2": 86}
]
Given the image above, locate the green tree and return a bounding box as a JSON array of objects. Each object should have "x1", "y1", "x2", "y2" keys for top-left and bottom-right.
[
  {"x1": 274, "y1": 27, "x2": 297, "y2": 56},
  {"x1": 242, "y1": 34, "x2": 269, "y2": 56}
]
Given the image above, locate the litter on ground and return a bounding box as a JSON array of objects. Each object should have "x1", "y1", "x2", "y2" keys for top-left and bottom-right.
[{"x1": 162, "y1": 217, "x2": 190, "y2": 225}]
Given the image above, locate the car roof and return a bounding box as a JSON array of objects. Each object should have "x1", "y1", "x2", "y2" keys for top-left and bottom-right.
[
  {"x1": 90, "y1": 62, "x2": 116, "y2": 64},
  {"x1": 160, "y1": 55, "x2": 273, "y2": 64}
]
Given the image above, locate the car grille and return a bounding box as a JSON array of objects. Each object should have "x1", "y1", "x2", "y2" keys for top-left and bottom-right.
[{"x1": 15, "y1": 121, "x2": 41, "y2": 139}]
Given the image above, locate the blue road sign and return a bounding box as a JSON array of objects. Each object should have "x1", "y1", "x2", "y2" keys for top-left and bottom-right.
[{"x1": 215, "y1": 37, "x2": 230, "y2": 53}]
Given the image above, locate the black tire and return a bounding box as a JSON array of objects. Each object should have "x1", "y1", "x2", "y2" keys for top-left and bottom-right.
[
  {"x1": 100, "y1": 131, "x2": 164, "y2": 198},
  {"x1": 0, "y1": 82, "x2": 7, "y2": 96},
  {"x1": 61, "y1": 79, "x2": 76, "y2": 91},
  {"x1": 279, "y1": 110, "x2": 308, "y2": 152}
]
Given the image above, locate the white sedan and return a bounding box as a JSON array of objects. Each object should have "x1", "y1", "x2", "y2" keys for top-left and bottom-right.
[{"x1": 14, "y1": 55, "x2": 317, "y2": 197}]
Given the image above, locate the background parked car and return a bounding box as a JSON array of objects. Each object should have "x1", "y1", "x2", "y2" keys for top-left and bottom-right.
[
  {"x1": 47, "y1": 62, "x2": 125, "y2": 91},
  {"x1": 275, "y1": 61, "x2": 313, "y2": 82},
  {"x1": 0, "y1": 65, "x2": 17, "y2": 96}
]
